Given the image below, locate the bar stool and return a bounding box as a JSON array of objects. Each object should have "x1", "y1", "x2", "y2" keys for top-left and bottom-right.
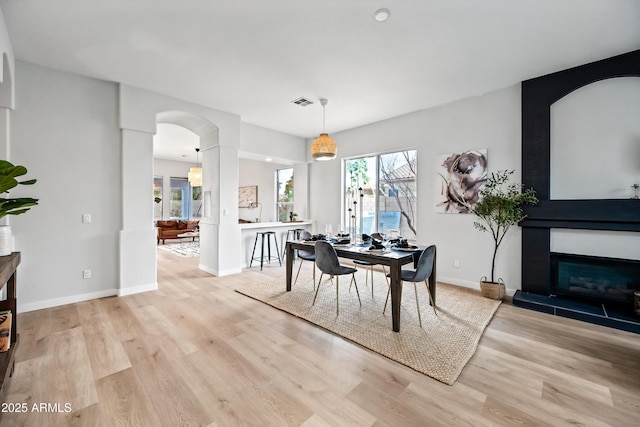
[
  {"x1": 250, "y1": 231, "x2": 281, "y2": 270},
  {"x1": 282, "y1": 227, "x2": 306, "y2": 259}
]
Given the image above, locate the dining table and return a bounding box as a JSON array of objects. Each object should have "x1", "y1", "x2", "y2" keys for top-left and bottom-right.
[{"x1": 284, "y1": 240, "x2": 436, "y2": 332}]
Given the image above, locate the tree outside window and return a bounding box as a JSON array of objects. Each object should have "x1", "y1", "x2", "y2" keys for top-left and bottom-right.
[
  {"x1": 277, "y1": 168, "x2": 294, "y2": 222},
  {"x1": 153, "y1": 176, "x2": 163, "y2": 220}
]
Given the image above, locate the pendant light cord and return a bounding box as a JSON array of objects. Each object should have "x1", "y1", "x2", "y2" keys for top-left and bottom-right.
[{"x1": 320, "y1": 98, "x2": 328, "y2": 133}]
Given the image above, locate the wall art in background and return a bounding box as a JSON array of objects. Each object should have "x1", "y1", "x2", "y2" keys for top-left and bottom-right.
[{"x1": 436, "y1": 149, "x2": 487, "y2": 213}]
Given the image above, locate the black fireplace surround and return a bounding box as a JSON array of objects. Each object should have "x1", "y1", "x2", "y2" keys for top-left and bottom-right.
[{"x1": 515, "y1": 49, "x2": 640, "y2": 333}]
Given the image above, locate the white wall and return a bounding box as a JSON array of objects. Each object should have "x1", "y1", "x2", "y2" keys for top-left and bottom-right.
[
  {"x1": 12, "y1": 61, "x2": 121, "y2": 311},
  {"x1": 310, "y1": 85, "x2": 525, "y2": 290},
  {"x1": 550, "y1": 77, "x2": 640, "y2": 200},
  {"x1": 238, "y1": 158, "x2": 289, "y2": 223},
  {"x1": 240, "y1": 122, "x2": 306, "y2": 163},
  {"x1": 550, "y1": 76, "x2": 640, "y2": 262}
]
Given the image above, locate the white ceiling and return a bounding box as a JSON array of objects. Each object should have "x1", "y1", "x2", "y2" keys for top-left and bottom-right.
[{"x1": 2, "y1": 0, "x2": 639, "y2": 145}]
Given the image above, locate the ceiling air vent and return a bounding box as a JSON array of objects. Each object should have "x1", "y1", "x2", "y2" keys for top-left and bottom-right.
[{"x1": 291, "y1": 97, "x2": 314, "y2": 107}]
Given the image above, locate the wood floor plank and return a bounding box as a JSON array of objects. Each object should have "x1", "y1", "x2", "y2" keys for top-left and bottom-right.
[
  {"x1": 94, "y1": 368, "x2": 162, "y2": 427},
  {"x1": 75, "y1": 300, "x2": 132, "y2": 380},
  {"x1": 13, "y1": 306, "x2": 51, "y2": 362},
  {"x1": 130, "y1": 349, "x2": 211, "y2": 427},
  {"x1": 2, "y1": 249, "x2": 639, "y2": 426},
  {"x1": 99, "y1": 296, "x2": 146, "y2": 342}
]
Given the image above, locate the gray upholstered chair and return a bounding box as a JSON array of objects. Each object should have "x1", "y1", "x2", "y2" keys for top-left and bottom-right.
[
  {"x1": 294, "y1": 230, "x2": 316, "y2": 289},
  {"x1": 384, "y1": 245, "x2": 437, "y2": 327},
  {"x1": 352, "y1": 232, "x2": 389, "y2": 297},
  {"x1": 313, "y1": 240, "x2": 361, "y2": 314}
]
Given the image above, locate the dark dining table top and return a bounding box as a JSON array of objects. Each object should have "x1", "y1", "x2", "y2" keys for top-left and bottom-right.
[{"x1": 289, "y1": 240, "x2": 423, "y2": 265}]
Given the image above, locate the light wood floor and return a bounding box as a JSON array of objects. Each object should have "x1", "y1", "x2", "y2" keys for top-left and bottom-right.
[{"x1": 2, "y1": 250, "x2": 639, "y2": 426}]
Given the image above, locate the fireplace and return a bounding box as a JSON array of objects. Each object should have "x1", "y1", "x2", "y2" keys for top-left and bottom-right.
[
  {"x1": 551, "y1": 253, "x2": 640, "y2": 311},
  {"x1": 515, "y1": 49, "x2": 640, "y2": 333}
]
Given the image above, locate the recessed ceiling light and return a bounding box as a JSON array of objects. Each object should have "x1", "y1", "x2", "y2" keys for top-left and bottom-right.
[
  {"x1": 374, "y1": 8, "x2": 390, "y2": 22},
  {"x1": 265, "y1": 157, "x2": 272, "y2": 162}
]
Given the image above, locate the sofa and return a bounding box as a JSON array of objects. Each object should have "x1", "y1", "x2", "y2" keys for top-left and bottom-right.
[{"x1": 156, "y1": 220, "x2": 199, "y2": 244}]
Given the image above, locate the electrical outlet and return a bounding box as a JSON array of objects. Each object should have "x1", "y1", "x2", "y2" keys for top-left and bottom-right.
[
  {"x1": 82, "y1": 214, "x2": 92, "y2": 224},
  {"x1": 453, "y1": 259, "x2": 460, "y2": 268},
  {"x1": 82, "y1": 269, "x2": 92, "y2": 279}
]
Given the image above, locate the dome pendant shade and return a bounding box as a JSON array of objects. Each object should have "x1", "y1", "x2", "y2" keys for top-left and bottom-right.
[
  {"x1": 311, "y1": 133, "x2": 337, "y2": 160},
  {"x1": 310, "y1": 98, "x2": 337, "y2": 161}
]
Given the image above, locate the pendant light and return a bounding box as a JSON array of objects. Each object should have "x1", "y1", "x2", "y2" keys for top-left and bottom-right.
[
  {"x1": 188, "y1": 148, "x2": 202, "y2": 187},
  {"x1": 310, "y1": 98, "x2": 337, "y2": 161}
]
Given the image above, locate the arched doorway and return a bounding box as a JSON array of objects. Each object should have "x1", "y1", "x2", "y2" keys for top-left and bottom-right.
[{"x1": 118, "y1": 85, "x2": 243, "y2": 296}]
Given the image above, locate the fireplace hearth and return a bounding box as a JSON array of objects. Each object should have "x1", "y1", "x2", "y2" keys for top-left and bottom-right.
[{"x1": 514, "y1": 251, "x2": 640, "y2": 333}]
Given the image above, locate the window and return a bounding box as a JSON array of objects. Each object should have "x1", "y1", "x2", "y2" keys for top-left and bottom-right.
[
  {"x1": 169, "y1": 177, "x2": 202, "y2": 220},
  {"x1": 170, "y1": 177, "x2": 189, "y2": 219},
  {"x1": 191, "y1": 186, "x2": 202, "y2": 219},
  {"x1": 153, "y1": 176, "x2": 163, "y2": 220},
  {"x1": 276, "y1": 168, "x2": 294, "y2": 222},
  {"x1": 343, "y1": 150, "x2": 417, "y2": 238}
]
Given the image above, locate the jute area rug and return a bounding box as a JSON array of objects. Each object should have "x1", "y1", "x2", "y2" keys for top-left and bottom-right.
[
  {"x1": 157, "y1": 241, "x2": 200, "y2": 257},
  {"x1": 236, "y1": 271, "x2": 501, "y2": 385}
]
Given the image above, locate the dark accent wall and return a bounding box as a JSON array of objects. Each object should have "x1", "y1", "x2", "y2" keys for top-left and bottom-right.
[{"x1": 520, "y1": 49, "x2": 640, "y2": 295}]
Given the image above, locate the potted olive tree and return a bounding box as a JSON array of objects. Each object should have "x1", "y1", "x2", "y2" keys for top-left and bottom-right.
[
  {"x1": 0, "y1": 160, "x2": 38, "y2": 256},
  {"x1": 472, "y1": 170, "x2": 537, "y2": 299}
]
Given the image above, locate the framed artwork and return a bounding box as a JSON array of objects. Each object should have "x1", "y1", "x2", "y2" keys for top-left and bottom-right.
[
  {"x1": 436, "y1": 149, "x2": 487, "y2": 213},
  {"x1": 238, "y1": 185, "x2": 258, "y2": 208}
]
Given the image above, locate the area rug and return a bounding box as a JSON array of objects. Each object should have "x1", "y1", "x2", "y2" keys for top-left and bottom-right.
[
  {"x1": 157, "y1": 241, "x2": 199, "y2": 257},
  {"x1": 236, "y1": 272, "x2": 501, "y2": 385}
]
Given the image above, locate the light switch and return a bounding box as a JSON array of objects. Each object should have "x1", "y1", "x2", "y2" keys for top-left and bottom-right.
[{"x1": 82, "y1": 214, "x2": 92, "y2": 223}]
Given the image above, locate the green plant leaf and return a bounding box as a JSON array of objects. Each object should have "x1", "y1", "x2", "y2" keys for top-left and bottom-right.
[{"x1": 0, "y1": 161, "x2": 38, "y2": 219}]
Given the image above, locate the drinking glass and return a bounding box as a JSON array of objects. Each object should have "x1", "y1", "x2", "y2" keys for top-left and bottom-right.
[{"x1": 325, "y1": 224, "x2": 333, "y2": 238}]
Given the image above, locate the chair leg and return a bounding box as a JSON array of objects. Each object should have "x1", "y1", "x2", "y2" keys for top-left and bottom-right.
[
  {"x1": 249, "y1": 234, "x2": 259, "y2": 268},
  {"x1": 370, "y1": 265, "x2": 374, "y2": 299},
  {"x1": 424, "y1": 279, "x2": 437, "y2": 315},
  {"x1": 260, "y1": 234, "x2": 266, "y2": 270},
  {"x1": 294, "y1": 258, "x2": 304, "y2": 286},
  {"x1": 336, "y1": 276, "x2": 339, "y2": 315},
  {"x1": 273, "y1": 234, "x2": 282, "y2": 266},
  {"x1": 414, "y1": 282, "x2": 422, "y2": 327},
  {"x1": 351, "y1": 274, "x2": 361, "y2": 306},
  {"x1": 382, "y1": 266, "x2": 389, "y2": 286},
  {"x1": 312, "y1": 273, "x2": 324, "y2": 306},
  {"x1": 383, "y1": 280, "x2": 392, "y2": 314},
  {"x1": 312, "y1": 262, "x2": 316, "y2": 291}
]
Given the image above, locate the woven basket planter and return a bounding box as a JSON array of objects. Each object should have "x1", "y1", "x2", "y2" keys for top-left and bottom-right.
[{"x1": 480, "y1": 278, "x2": 505, "y2": 300}]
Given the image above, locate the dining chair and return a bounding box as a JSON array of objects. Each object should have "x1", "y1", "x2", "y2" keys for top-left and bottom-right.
[
  {"x1": 384, "y1": 245, "x2": 437, "y2": 327},
  {"x1": 352, "y1": 260, "x2": 389, "y2": 298},
  {"x1": 352, "y1": 232, "x2": 390, "y2": 298},
  {"x1": 294, "y1": 230, "x2": 316, "y2": 290},
  {"x1": 313, "y1": 240, "x2": 361, "y2": 315}
]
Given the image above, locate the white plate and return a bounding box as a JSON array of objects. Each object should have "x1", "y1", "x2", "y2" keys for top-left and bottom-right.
[
  {"x1": 360, "y1": 247, "x2": 388, "y2": 254},
  {"x1": 392, "y1": 246, "x2": 420, "y2": 252}
]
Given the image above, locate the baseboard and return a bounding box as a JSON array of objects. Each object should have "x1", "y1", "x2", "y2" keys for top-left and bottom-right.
[
  {"x1": 438, "y1": 276, "x2": 518, "y2": 297},
  {"x1": 18, "y1": 289, "x2": 118, "y2": 313},
  {"x1": 198, "y1": 264, "x2": 242, "y2": 276},
  {"x1": 118, "y1": 282, "x2": 158, "y2": 297}
]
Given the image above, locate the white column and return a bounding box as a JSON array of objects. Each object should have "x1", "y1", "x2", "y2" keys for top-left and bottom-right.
[
  {"x1": 199, "y1": 143, "x2": 242, "y2": 276},
  {"x1": 119, "y1": 128, "x2": 157, "y2": 295}
]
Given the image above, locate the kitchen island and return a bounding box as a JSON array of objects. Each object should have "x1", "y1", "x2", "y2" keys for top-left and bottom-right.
[{"x1": 239, "y1": 221, "x2": 313, "y2": 268}]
